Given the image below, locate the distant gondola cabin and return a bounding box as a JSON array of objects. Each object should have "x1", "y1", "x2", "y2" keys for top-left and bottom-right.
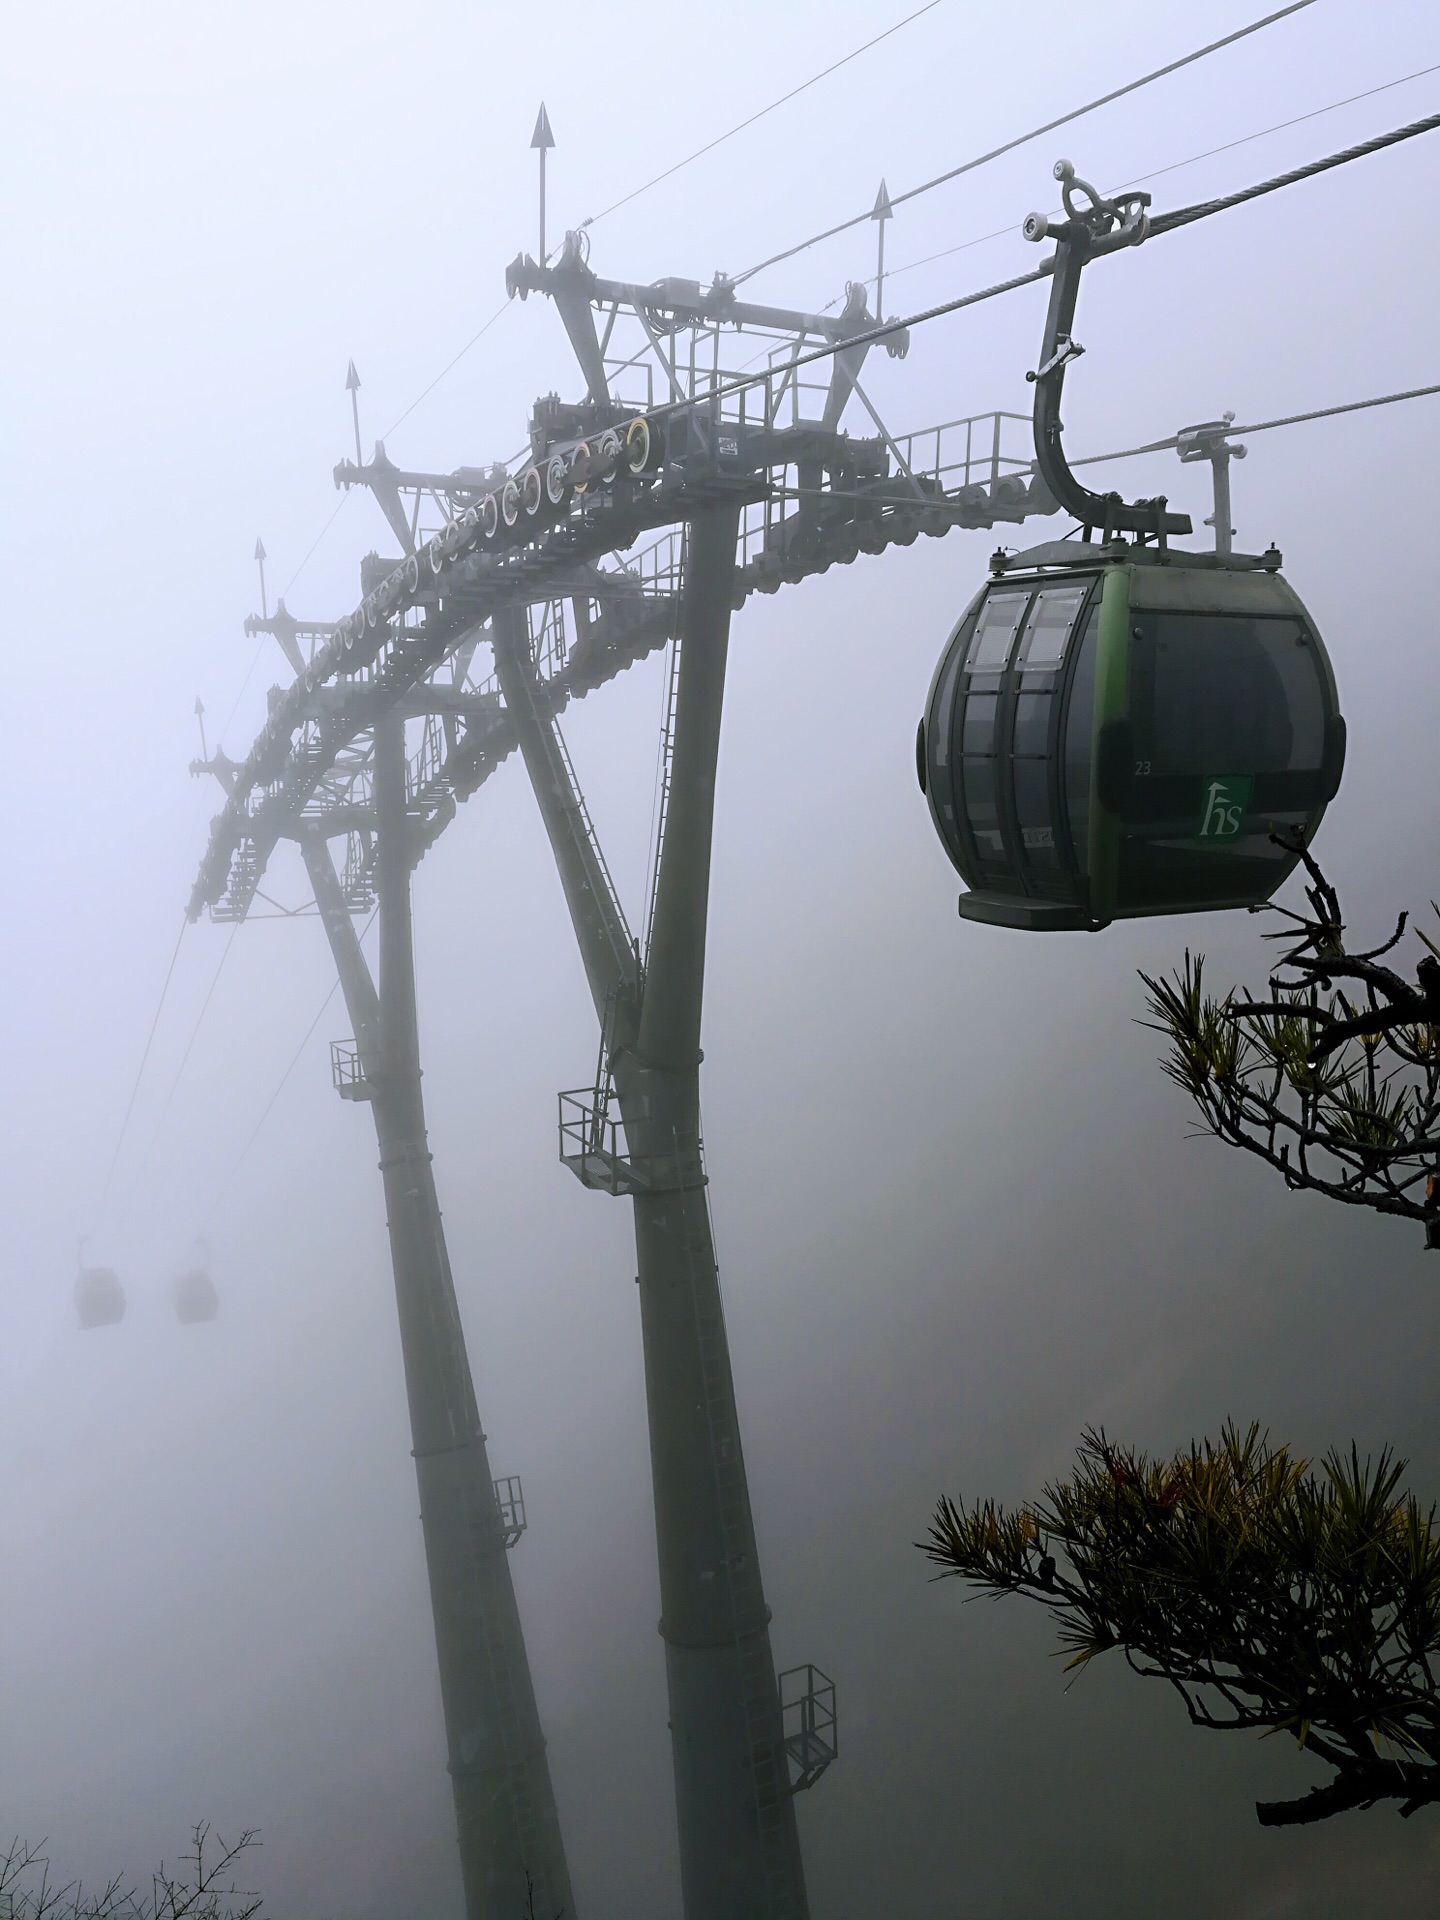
[
  {"x1": 76, "y1": 1264, "x2": 126, "y2": 1329},
  {"x1": 174, "y1": 1265, "x2": 219, "y2": 1325},
  {"x1": 918, "y1": 543, "x2": 1345, "y2": 929}
]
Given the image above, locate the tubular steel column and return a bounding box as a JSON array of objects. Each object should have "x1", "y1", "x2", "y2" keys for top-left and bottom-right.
[
  {"x1": 495, "y1": 506, "x2": 809, "y2": 1920},
  {"x1": 302, "y1": 725, "x2": 574, "y2": 1920}
]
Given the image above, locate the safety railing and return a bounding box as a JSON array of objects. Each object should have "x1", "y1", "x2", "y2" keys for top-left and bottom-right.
[
  {"x1": 557, "y1": 1088, "x2": 708, "y2": 1197},
  {"x1": 779, "y1": 1663, "x2": 837, "y2": 1792},
  {"x1": 557, "y1": 1087, "x2": 637, "y2": 1195},
  {"x1": 493, "y1": 1474, "x2": 527, "y2": 1549},
  {"x1": 330, "y1": 1040, "x2": 372, "y2": 1102}
]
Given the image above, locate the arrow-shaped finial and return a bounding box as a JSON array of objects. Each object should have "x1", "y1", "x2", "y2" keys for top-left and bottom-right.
[
  {"x1": 194, "y1": 696, "x2": 208, "y2": 764},
  {"x1": 345, "y1": 360, "x2": 363, "y2": 465},
  {"x1": 254, "y1": 538, "x2": 269, "y2": 620},
  {"x1": 532, "y1": 104, "x2": 555, "y2": 264},
  {"x1": 871, "y1": 180, "x2": 893, "y2": 323}
]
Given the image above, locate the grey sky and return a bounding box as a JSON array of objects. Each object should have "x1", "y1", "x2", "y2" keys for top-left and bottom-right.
[{"x1": 3, "y1": 2, "x2": 1440, "y2": 1914}]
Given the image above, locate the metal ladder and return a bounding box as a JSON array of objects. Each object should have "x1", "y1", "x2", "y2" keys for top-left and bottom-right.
[{"x1": 642, "y1": 629, "x2": 683, "y2": 967}]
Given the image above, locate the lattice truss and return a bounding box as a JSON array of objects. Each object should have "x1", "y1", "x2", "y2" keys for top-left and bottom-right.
[{"x1": 190, "y1": 231, "x2": 1056, "y2": 924}]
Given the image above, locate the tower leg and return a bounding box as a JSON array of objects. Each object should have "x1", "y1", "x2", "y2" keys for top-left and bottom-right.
[
  {"x1": 306, "y1": 725, "x2": 576, "y2": 1920},
  {"x1": 494, "y1": 505, "x2": 809, "y2": 1919},
  {"x1": 619, "y1": 506, "x2": 808, "y2": 1920}
]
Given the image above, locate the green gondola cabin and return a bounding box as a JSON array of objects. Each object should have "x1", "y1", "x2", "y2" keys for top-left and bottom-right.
[{"x1": 918, "y1": 540, "x2": 1345, "y2": 930}]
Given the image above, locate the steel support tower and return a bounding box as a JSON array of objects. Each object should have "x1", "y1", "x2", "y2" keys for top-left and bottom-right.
[
  {"x1": 299, "y1": 715, "x2": 573, "y2": 1918},
  {"x1": 190, "y1": 206, "x2": 1056, "y2": 1918}
]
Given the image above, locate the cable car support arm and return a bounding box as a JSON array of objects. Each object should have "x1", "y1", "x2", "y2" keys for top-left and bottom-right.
[{"x1": 1023, "y1": 162, "x2": 1191, "y2": 542}]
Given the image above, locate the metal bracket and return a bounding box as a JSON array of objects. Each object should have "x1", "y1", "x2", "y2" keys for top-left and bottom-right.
[
  {"x1": 1027, "y1": 335, "x2": 1085, "y2": 384},
  {"x1": 1177, "y1": 412, "x2": 1247, "y2": 555}
]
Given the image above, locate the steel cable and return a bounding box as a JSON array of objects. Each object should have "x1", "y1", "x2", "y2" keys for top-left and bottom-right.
[
  {"x1": 217, "y1": 495, "x2": 355, "y2": 751},
  {"x1": 840, "y1": 59, "x2": 1440, "y2": 305},
  {"x1": 638, "y1": 106, "x2": 1440, "y2": 429},
  {"x1": 580, "y1": 1, "x2": 946, "y2": 232},
  {"x1": 206, "y1": 911, "x2": 375, "y2": 1221},
  {"x1": 733, "y1": 0, "x2": 1318, "y2": 286},
  {"x1": 95, "y1": 917, "x2": 189, "y2": 1221},
  {"x1": 381, "y1": 299, "x2": 513, "y2": 442},
  {"x1": 222, "y1": 977, "x2": 341, "y2": 1190},
  {"x1": 1073, "y1": 382, "x2": 1440, "y2": 468},
  {"x1": 122, "y1": 923, "x2": 240, "y2": 1205},
  {"x1": 1148, "y1": 107, "x2": 1440, "y2": 236}
]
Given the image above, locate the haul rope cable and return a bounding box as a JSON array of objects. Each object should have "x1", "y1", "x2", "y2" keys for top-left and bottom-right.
[
  {"x1": 835, "y1": 57, "x2": 1440, "y2": 304},
  {"x1": 210, "y1": 910, "x2": 378, "y2": 1212},
  {"x1": 733, "y1": 0, "x2": 1318, "y2": 287},
  {"x1": 95, "y1": 917, "x2": 189, "y2": 1221},
  {"x1": 381, "y1": 300, "x2": 514, "y2": 443},
  {"x1": 635, "y1": 109, "x2": 1440, "y2": 430},
  {"x1": 121, "y1": 923, "x2": 242, "y2": 1209},
  {"x1": 579, "y1": 0, "x2": 947, "y2": 231}
]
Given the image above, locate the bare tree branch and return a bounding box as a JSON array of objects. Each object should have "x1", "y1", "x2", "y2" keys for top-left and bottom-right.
[{"x1": 0, "y1": 1828, "x2": 263, "y2": 1920}]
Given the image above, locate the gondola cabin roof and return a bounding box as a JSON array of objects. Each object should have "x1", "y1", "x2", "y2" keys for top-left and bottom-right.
[{"x1": 919, "y1": 539, "x2": 1345, "y2": 932}]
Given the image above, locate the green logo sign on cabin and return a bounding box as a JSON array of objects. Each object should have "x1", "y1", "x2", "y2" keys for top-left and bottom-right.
[{"x1": 1198, "y1": 775, "x2": 1254, "y2": 840}]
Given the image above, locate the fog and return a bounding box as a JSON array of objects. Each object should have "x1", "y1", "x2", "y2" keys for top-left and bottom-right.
[{"x1": 3, "y1": 2, "x2": 1440, "y2": 1914}]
